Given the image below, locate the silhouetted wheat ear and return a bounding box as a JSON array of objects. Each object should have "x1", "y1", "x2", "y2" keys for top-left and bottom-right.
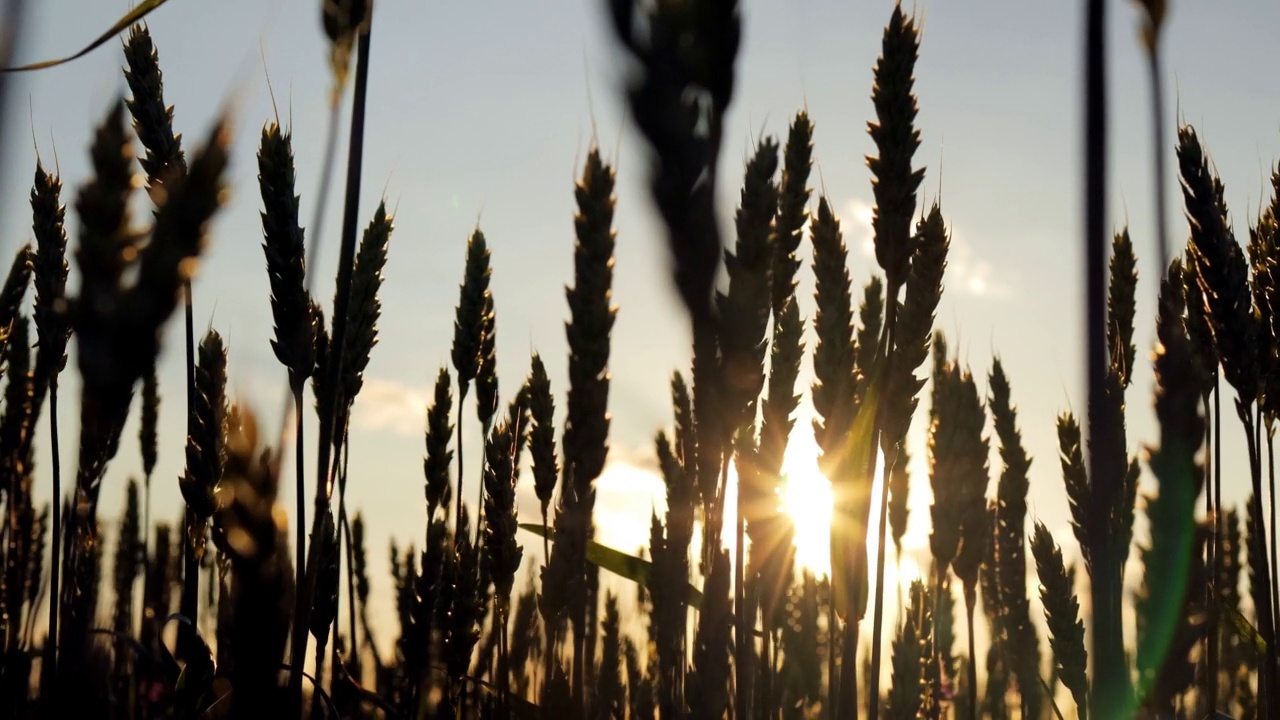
[
  {"x1": 887, "y1": 579, "x2": 928, "y2": 720},
  {"x1": 854, "y1": 276, "x2": 883, "y2": 403},
  {"x1": 561, "y1": 148, "x2": 617, "y2": 714},
  {"x1": 987, "y1": 357, "x2": 1042, "y2": 718},
  {"x1": 0, "y1": 313, "x2": 32, "y2": 476},
  {"x1": 69, "y1": 100, "x2": 138, "y2": 524},
  {"x1": 209, "y1": 407, "x2": 291, "y2": 715},
  {"x1": 1250, "y1": 193, "x2": 1280, "y2": 418},
  {"x1": 1180, "y1": 250, "x2": 1218, "y2": 393},
  {"x1": 1135, "y1": 260, "x2": 1205, "y2": 706},
  {"x1": 309, "y1": 510, "x2": 339, "y2": 649},
  {"x1": 483, "y1": 418, "x2": 522, "y2": 613},
  {"x1": 321, "y1": 0, "x2": 370, "y2": 91},
  {"x1": 883, "y1": 208, "x2": 942, "y2": 552},
  {"x1": 528, "y1": 353, "x2": 557, "y2": 518},
  {"x1": 122, "y1": 24, "x2": 186, "y2": 213},
  {"x1": 30, "y1": 161, "x2": 70, "y2": 383},
  {"x1": 127, "y1": 115, "x2": 229, "y2": 373},
  {"x1": 689, "y1": 548, "x2": 732, "y2": 718},
  {"x1": 446, "y1": 519, "x2": 485, "y2": 686},
  {"x1": 452, "y1": 228, "x2": 490, "y2": 396},
  {"x1": 424, "y1": 366, "x2": 454, "y2": 518},
  {"x1": 339, "y1": 201, "x2": 392, "y2": 410},
  {"x1": 810, "y1": 197, "x2": 856, "y2": 468},
  {"x1": 1177, "y1": 126, "x2": 1258, "y2": 401},
  {"x1": 179, "y1": 329, "x2": 227, "y2": 521},
  {"x1": 753, "y1": 294, "x2": 802, "y2": 618},
  {"x1": 564, "y1": 148, "x2": 617, "y2": 504},
  {"x1": 606, "y1": 0, "x2": 740, "y2": 327},
  {"x1": 1031, "y1": 521, "x2": 1088, "y2": 720},
  {"x1": 772, "y1": 111, "x2": 814, "y2": 314},
  {"x1": 760, "y1": 295, "x2": 803, "y2": 479},
  {"x1": 1108, "y1": 228, "x2": 1138, "y2": 388},
  {"x1": 475, "y1": 290, "x2": 498, "y2": 426},
  {"x1": 1055, "y1": 412, "x2": 1091, "y2": 569},
  {"x1": 596, "y1": 593, "x2": 625, "y2": 717},
  {"x1": 351, "y1": 511, "x2": 370, "y2": 613},
  {"x1": 112, "y1": 479, "x2": 142, "y2": 636},
  {"x1": 258, "y1": 122, "x2": 314, "y2": 391},
  {"x1": 928, "y1": 348, "x2": 988, "y2": 580},
  {"x1": 720, "y1": 136, "x2": 778, "y2": 425},
  {"x1": 139, "y1": 367, "x2": 158, "y2": 480},
  {"x1": 0, "y1": 245, "x2": 31, "y2": 366},
  {"x1": 26, "y1": 504, "x2": 48, "y2": 613},
  {"x1": 868, "y1": 4, "x2": 924, "y2": 292}
]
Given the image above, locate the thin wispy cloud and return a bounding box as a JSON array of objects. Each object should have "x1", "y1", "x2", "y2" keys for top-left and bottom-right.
[
  {"x1": 351, "y1": 376, "x2": 430, "y2": 435},
  {"x1": 845, "y1": 197, "x2": 1012, "y2": 299}
]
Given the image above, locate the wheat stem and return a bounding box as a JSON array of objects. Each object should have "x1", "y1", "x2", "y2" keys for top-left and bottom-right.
[{"x1": 293, "y1": 21, "x2": 373, "y2": 709}]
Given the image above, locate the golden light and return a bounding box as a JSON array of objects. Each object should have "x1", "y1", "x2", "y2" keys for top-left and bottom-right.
[{"x1": 778, "y1": 427, "x2": 834, "y2": 575}]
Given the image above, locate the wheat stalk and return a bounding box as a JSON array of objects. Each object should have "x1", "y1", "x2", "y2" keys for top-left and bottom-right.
[
  {"x1": 773, "y1": 111, "x2": 813, "y2": 315},
  {"x1": 451, "y1": 228, "x2": 490, "y2": 536},
  {"x1": 424, "y1": 367, "x2": 454, "y2": 520},
  {"x1": 988, "y1": 358, "x2": 1041, "y2": 719},
  {"x1": 1031, "y1": 521, "x2": 1088, "y2": 720},
  {"x1": 527, "y1": 353, "x2": 557, "y2": 558}
]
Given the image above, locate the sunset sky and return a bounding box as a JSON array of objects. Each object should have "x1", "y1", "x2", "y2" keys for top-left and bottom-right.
[{"x1": 2, "y1": 0, "x2": 1279, "y2": 656}]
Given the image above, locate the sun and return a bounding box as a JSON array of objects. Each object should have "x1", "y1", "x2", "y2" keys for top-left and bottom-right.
[{"x1": 778, "y1": 428, "x2": 834, "y2": 575}]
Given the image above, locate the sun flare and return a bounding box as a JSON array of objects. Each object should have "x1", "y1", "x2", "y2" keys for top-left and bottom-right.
[{"x1": 778, "y1": 429, "x2": 834, "y2": 575}]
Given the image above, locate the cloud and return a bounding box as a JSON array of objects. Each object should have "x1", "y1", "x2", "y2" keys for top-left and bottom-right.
[
  {"x1": 351, "y1": 376, "x2": 429, "y2": 436},
  {"x1": 947, "y1": 227, "x2": 1013, "y2": 299},
  {"x1": 843, "y1": 197, "x2": 1012, "y2": 299}
]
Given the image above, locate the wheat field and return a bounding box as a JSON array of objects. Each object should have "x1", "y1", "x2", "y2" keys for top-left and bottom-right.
[{"x1": 0, "y1": 1, "x2": 1275, "y2": 719}]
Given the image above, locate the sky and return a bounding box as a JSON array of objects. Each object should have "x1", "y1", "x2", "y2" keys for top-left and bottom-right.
[{"x1": 3, "y1": 0, "x2": 1280, "y2": 662}]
